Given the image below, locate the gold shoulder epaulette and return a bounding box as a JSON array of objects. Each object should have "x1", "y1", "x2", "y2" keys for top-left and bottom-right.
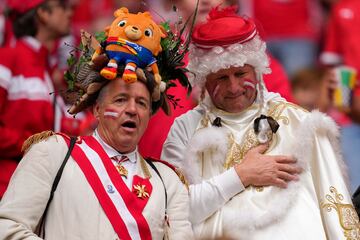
[
  {"x1": 146, "y1": 157, "x2": 190, "y2": 189},
  {"x1": 21, "y1": 130, "x2": 56, "y2": 153}
]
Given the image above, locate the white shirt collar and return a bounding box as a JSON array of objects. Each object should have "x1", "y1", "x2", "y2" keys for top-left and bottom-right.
[
  {"x1": 93, "y1": 129, "x2": 137, "y2": 163},
  {"x1": 22, "y1": 36, "x2": 42, "y2": 52}
]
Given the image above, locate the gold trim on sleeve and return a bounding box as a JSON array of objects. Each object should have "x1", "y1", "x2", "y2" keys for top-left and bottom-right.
[{"x1": 321, "y1": 186, "x2": 360, "y2": 240}]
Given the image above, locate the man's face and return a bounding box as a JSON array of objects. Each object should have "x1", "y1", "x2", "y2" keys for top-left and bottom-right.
[
  {"x1": 94, "y1": 79, "x2": 151, "y2": 153},
  {"x1": 41, "y1": 0, "x2": 72, "y2": 38},
  {"x1": 205, "y1": 65, "x2": 258, "y2": 113}
]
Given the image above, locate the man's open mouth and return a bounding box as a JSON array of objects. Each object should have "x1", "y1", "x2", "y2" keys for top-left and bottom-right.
[{"x1": 121, "y1": 120, "x2": 137, "y2": 129}]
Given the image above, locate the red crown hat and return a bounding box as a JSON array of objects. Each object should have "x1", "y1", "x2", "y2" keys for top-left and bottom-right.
[
  {"x1": 192, "y1": 5, "x2": 257, "y2": 48},
  {"x1": 187, "y1": 5, "x2": 270, "y2": 91},
  {"x1": 7, "y1": 0, "x2": 45, "y2": 14}
]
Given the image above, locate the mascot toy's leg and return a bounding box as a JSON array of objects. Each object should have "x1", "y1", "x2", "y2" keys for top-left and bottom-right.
[
  {"x1": 100, "y1": 59, "x2": 118, "y2": 80},
  {"x1": 122, "y1": 62, "x2": 137, "y2": 83}
]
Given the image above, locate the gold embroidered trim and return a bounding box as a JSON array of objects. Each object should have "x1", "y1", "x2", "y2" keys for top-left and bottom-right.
[
  {"x1": 268, "y1": 102, "x2": 289, "y2": 125},
  {"x1": 224, "y1": 130, "x2": 260, "y2": 169},
  {"x1": 224, "y1": 101, "x2": 288, "y2": 169},
  {"x1": 140, "y1": 157, "x2": 151, "y2": 178},
  {"x1": 321, "y1": 186, "x2": 360, "y2": 240}
]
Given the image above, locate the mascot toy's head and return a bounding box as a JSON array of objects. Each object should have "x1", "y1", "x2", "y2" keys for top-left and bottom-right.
[
  {"x1": 97, "y1": 7, "x2": 167, "y2": 90},
  {"x1": 106, "y1": 7, "x2": 166, "y2": 56}
]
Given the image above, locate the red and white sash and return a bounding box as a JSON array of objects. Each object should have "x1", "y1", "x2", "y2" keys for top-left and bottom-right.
[{"x1": 63, "y1": 135, "x2": 152, "y2": 240}]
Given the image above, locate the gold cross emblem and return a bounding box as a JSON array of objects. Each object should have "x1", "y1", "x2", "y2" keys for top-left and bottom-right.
[{"x1": 134, "y1": 184, "x2": 149, "y2": 199}]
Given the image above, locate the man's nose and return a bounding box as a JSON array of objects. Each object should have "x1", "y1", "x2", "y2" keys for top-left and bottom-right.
[
  {"x1": 228, "y1": 75, "x2": 242, "y2": 93},
  {"x1": 125, "y1": 100, "x2": 137, "y2": 116}
]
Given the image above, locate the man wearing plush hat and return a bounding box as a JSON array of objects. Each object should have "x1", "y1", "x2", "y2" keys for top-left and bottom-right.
[
  {"x1": 0, "y1": 7, "x2": 193, "y2": 239},
  {"x1": 162, "y1": 6, "x2": 359, "y2": 239},
  {"x1": 0, "y1": 75, "x2": 193, "y2": 240},
  {"x1": 0, "y1": 0, "x2": 72, "y2": 198}
]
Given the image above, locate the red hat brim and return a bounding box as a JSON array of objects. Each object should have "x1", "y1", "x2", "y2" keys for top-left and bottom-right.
[{"x1": 192, "y1": 6, "x2": 257, "y2": 48}]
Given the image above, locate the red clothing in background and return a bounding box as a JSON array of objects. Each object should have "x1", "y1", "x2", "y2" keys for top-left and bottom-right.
[
  {"x1": 0, "y1": 37, "x2": 57, "y2": 197},
  {"x1": 139, "y1": 82, "x2": 196, "y2": 159},
  {"x1": 321, "y1": 0, "x2": 360, "y2": 97},
  {"x1": 265, "y1": 55, "x2": 294, "y2": 102},
  {"x1": 0, "y1": 15, "x2": 15, "y2": 47},
  {"x1": 248, "y1": 0, "x2": 321, "y2": 40},
  {"x1": 321, "y1": 0, "x2": 360, "y2": 72}
]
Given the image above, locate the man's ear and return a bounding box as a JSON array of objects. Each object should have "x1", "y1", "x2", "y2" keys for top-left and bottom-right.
[{"x1": 93, "y1": 102, "x2": 101, "y2": 119}]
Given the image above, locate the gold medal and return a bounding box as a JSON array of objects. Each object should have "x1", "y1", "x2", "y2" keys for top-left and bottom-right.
[
  {"x1": 133, "y1": 184, "x2": 149, "y2": 199},
  {"x1": 116, "y1": 164, "x2": 128, "y2": 178}
]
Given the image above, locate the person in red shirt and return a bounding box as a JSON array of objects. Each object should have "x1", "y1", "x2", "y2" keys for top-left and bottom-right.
[
  {"x1": 320, "y1": 0, "x2": 360, "y2": 193},
  {"x1": 239, "y1": 0, "x2": 323, "y2": 77},
  {"x1": 0, "y1": 14, "x2": 14, "y2": 47},
  {"x1": 0, "y1": 0, "x2": 72, "y2": 198},
  {"x1": 0, "y1": 1, "x2": 13, "y2": 47}
]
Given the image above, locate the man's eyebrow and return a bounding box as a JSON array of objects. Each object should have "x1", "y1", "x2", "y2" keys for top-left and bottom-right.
[
  {"x1": 114, "y1": 93, "x2": 128, "y2": 98},
  {"x1": 137, "y1": 96, "x2": 150, "y2": 103}
]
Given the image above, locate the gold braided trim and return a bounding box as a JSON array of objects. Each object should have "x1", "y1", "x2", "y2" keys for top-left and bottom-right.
[
  {"x1": 140, "y1": 157, "x2": 152, "y2": 179},
  {"x1": 21, "y1": 130, "x2": 56, "y2": 154},
  {"x1": 321, "y1": 186, "x2": 360, "y2": 240},
  {"x1": 175, "y1": 168, "x2": 189, "y2": 190}
]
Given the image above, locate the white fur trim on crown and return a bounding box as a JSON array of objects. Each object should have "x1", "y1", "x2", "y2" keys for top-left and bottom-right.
[{"x1": 187, "y1": 35, "x2": 271, "y2": 88}]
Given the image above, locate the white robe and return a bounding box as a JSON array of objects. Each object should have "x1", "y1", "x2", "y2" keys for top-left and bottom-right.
[{"x1": 162, "y1": 92, "x2": 360, "y2": 240}]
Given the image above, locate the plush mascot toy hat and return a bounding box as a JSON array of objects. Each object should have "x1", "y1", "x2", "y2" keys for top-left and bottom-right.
[
  {"x1": 64, "y1": 7, "x2": 195, "y2": 116},
  {"x1": 187, "y1": 6, "x2": 271, "y2": 95}
]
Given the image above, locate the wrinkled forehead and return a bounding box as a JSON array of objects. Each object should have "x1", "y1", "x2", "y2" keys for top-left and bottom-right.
[
  {"x1": 205, "y1": 65, "x2": 257, "y2": 80},
  {"x1": 211, "y1": 65, "x2": 255, "y2": 74},
  {"x1": 110, "y1": 78, "x2": 151, "y2": 99}
]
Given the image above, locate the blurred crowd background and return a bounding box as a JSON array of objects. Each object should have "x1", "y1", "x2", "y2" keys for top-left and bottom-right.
[{"x1": 1, "y1": 0, "x2": 359, "y2": 198}]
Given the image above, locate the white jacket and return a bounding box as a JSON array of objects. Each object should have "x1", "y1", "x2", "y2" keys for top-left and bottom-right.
[{"x1": 0, "y1": 134, "x2": 193, "y2": 240}]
